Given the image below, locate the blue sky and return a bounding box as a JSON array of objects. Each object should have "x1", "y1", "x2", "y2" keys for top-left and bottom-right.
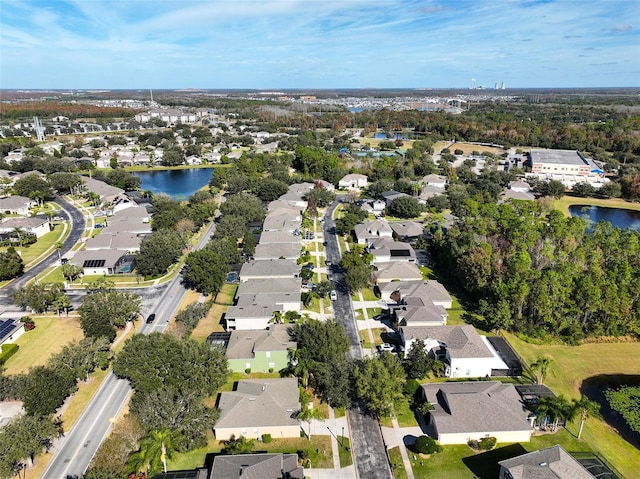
[{"x1": 1, "y1": 0, "x2": 639, "y2": 89}]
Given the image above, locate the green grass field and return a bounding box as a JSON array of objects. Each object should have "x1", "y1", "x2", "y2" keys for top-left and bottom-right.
[
  {"x1": 409, "y1": 429, "x2": 592, "y2": 479},
  {"x1": 504, "y1": 331, "x2": 640, "y2": 478},
  {"x1": 4, "y1": 315, "x2": 84, "y2": 374},
  {"x1": 167, "y1": 433, "x2": 334, "y2": 471}
]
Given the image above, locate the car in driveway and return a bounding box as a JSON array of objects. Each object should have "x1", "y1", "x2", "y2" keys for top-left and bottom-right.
[
  {"x1": 302, "y1": 263, "x2": 314, "y2": 270},
  {"x1": 146, "y1": 313, "x2": 156, "y2": 324},
  {"x1": 378, "y1": 343, "x2": 395, "y2": 352}
]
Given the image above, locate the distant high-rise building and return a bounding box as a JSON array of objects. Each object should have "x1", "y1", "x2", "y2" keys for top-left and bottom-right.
[
  {"x1": 470, "y1": 78, "x2": 476, "y2": 90},
  {"x1": 501, "y1": 82, "x2": 506, "y2": 90}
]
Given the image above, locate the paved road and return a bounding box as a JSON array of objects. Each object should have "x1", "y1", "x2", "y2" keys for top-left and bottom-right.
[
  {"x1": 41, "y1": 221, "x2": 217, "y2": 478},
  {"x1": 324, "y1": 202, "x2": 393, "y2": 479},
  {"x1": 0, "y1": 196, "x2": 86, "y2": 309}
]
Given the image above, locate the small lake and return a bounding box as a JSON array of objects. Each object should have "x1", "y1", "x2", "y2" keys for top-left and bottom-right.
[
  {"x1": 134, "y1": 168, "x2": 214, "y2": 200},
  {"x1": 568, "y1": 205, "x2": 640, "y2": 232},
  {"x1": 374, "y1": 132, "x2": 407, "y2": 140}
]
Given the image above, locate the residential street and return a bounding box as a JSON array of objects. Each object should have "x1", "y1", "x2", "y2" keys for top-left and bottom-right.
[
  {"x1": 41, "y1": 220, "x2": 217, "y2": 478},
  {"x1": 324, "y1": 202, "x2": 393, "y2": 479}
]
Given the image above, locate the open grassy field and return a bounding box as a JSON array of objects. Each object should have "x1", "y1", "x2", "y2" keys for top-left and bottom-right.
[
  {"x1": 554, "y1": 196, "x2": 640, "y2": 217},
  {"x1": 448, "y1": 142, "x2": 505, "y2": 156},
  {"x1": 504, "y1": 331, "x2": 640, "y2": 478},
  {"x1": 4, "y1": 315, "x2": 83, "y2": 374}
]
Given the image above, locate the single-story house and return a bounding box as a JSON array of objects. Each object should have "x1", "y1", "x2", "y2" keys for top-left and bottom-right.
[
  {"x1": 499, "y1": 189, "x2": 536, "y2": 202},
  {"x1": 263, "y1": 208, "x2": 302, "y2": 232},
  {"x1": 254, "y1": 243, "x2": 300, "y2": 261},
  {"x1": 258, "y1": 230, "x2": 301, "y2": 245},
  {"x1": 400, "y1": 325, "x2": 508, "y2": 377},
  {"x1": 70, "y1": 249, "x2": 132, "y2": 275},
  {"x1": 338, "y1": 173, "x2": 368, "y2": 190},
  {"x1": 498, "y1": 445, "x2": 593, "y2": 479},
  {"x1": 215, "y1": 378, "x2": 300, "y2": 440},
  {"x1": 374, "y1": 262, "x2": 423, "y2": 283},
  {"x1": 81, "y1": 176, "x2": 124, "y2": 202},
  {"x1": 420, "y1": 174, "x2": 447, "y2": 189},
  {"x1": 314, "y1": 179, "x2": 335, "y2": 191},
  {"x1": 367, "y1": 238, "x2": 416, "y2": 264},
  {"x1": 421, "y1": 381, "x2": 533, "y2": 445},
  {"x1": 101, "y1": 219, "x2": 152, "y2": 236},
  {"x1": 0, "y1": 318, "x2": 25, "y2": 347},
  {"x1": 392, "y1": 298, "x2": 448, "y2": 327},
  {"x1": 380, "y1": 190, "x2": 410, "y2": 207},
  {"x1": 277, "y1": 191, "x2": 308, "y2": 209},
  {"x1": 210, "y1": 453, "x2": 304, "y2": 479},
  {"x1": 0, "y1": 217, "x2": 49, "y2": 238},
  {"x1": 267, "y1": 200, "x2": 303, "y2": 214},
  {"x1": 353, "y1": 219, "x2": 393, "y2": 245},
  {"x1": 419, "y1": 185, "x2": 446, "y2": 201},
  {"x1": 240, "y1": 259, "x2": 300, "y2": 281},
  {"x1": 0, "y1": 195, "x2": 33, "y2": 216},
  {"x1": 379, "y1": 280, "x2": 452, "y2": 309},
  {"x1": 84, "y1": 233, "x2": 143, "y2": 253},
  {"x1": 288, "y1": 182, "x2": 316, "y2": 196},
  {"x1": 225, "y1": 324, "x2": 296, "y2": 373},
  {"x1": 389, "y1": 221, "x2": 424, "y2": 242}
]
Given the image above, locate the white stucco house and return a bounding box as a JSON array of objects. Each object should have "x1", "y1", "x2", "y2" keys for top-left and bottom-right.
[{"x1": 338, "y1": 174, "x2": 368, "y2": 190}]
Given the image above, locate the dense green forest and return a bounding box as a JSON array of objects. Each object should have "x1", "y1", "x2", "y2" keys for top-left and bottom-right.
[{"x1": 430, "y1": 199, "x2": 640, "y2": 342}]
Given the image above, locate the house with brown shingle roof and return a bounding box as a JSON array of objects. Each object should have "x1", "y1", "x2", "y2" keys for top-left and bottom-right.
[
  {"x1": 421, "y1": 381, "x2": 533, "y2": 445},
  {"x1": 215, "y1": 378, "x2": 300, "y2": 440}
]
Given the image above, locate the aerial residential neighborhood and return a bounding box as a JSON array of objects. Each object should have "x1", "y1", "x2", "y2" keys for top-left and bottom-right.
[{"x1": 0, "y1": 85, "x2": 637, "y2": 479}]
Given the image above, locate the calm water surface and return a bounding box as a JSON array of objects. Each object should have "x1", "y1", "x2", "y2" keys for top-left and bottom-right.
[
  {"x1": 568, "y1": 205, "x2": 640, "y2": 232},
  {"x1": 134, "y1": 168, "x2": 214, "y2": 200}
]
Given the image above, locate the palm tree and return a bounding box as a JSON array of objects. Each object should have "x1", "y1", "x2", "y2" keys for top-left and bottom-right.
[
  {"x1": 54, "y1": 242, "x2": 64, "y2": 262},
  {"x1": 12, "y1": 227, "x2": 25, "y2": 247},
  {"x1": 296, "y1": 390, "x2": 325, "y2": 440},
  {"x1": 530, "y1": 356, "x2": 553, "y2": 385},
  {"x1": 573, "y1": 396, "x2": 601, "y2": 440},
  {"x1": 535, "y1": 395, "x2": 574, "y2": 432},
  {"x1": 128, "y1": 429, "x2": 182, "y2": 476}
]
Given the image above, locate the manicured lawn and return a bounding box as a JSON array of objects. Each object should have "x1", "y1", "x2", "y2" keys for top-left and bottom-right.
[
  {"x1": 168, "y1": 433, "x2": 333, "y2": 471},
  {"x1": 389, "y1": 446, "x2": 409, "y2": 479},
  {"x1": 191, "y1": 284, "x2": 236, "y2": 339},
  {"x1": 409, "y1": 429, "x2": 591, "y2": 479},
  {"x1": 1, "y1": 223, "x2": 65, "y2": 267},
  {"x1": 504, "y1": 331, "x2": 640, "y2": 478},
  {"x1": 4, "y1": 315, "x2": 84, "y2": 375},
  {"x1": 219, "y1": 371, "x2": 281, "y2": 393},
  {"x1": 445, "y1": 296, "x2": 466, "y2": 326},
  {"x1": 367, "y1": 307, "x2": 382, "y2": 318},
  {"x1": 380, "y1": 399, "x2": 417, "y2": 428},
  {"x1": 360, "y1": 288, "x2": 378, "y2": 301},
  {"x1": 554, "y1": 196, "x2": 640, "y2": 217},
  {"x1": 359, "y1": 327, "x2": 385, "y2": 349},
  {"x1": 338, "y1": 436, "x2": 353, "y2": 467}
]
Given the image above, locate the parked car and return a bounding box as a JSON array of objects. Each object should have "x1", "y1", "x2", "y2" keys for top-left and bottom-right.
[
  {"x1": 378, "y1": 343, "x2": 394, "y2": 352},
  {"x1": 302, "y1": 263, "x2": 314, "y2": 270},
  {"x1": 330, "y1": 290, "x2": 337, "y2": 301}
]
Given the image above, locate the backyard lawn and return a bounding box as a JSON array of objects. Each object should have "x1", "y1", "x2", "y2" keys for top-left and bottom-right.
[
  {"x1": 190, "y1": 284, "x2": 237, "y2": 340},
  {"x1": 504, "y1": 331, "x2": 640, "y2": 479},
  {"x1": 4, "y1": 315, "x2": 83, "y2": 374},
  {"x1": 409, "y1": 429, "x2": 593, "y2": 479},
  {"x1": 167, "y1": 433, "x2": 334, "y2": 471}
]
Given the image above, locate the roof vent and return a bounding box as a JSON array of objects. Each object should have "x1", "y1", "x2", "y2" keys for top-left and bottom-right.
[{"x1": 539, "y1": 462, "x2": 548, "y2": 467}]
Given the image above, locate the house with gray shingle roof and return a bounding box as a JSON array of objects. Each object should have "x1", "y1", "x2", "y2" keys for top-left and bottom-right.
[
  {"x1": 215, "y1": 378, "x2": 301, "y2": 440},
  {"x1": 400, "y1": 325, "x2": 508, "y2": 377},
  {"x1": 258, "y1": 230, "x2": 300, "y2": 245},
  {"x1": 254, "y1": 243, "x2": 300, "y2": 260},
  {"x1": 354, "y1": 219, "x2": 393, "y2": 245},
  {"x1": 85, "y1": 232, "x2": 143, "y2": 253},
  {"x1": 225, "y1": 324, "x2": 296, "y2": 373},
  {"x1": 421, "y1": 381, "x2": 533, "y2": 445},
  {"x1": 0, "y1": 195, "x2": 34, "y2": 216},
  {"x1": 262, "y1": 208, "x2": 302, "y2": 232},
  {"x1": 380, "y1": 280, "x2": 452, "y2": 308},
  {"x1": 240, "y1": 259, "x2": 299, "y2": 281},
  {"x1": 389, "y1": 221, "x2": 424, "y2": 241},
  {"x1": 498, "y1": 445, "x2": 594, "y2": 479},
  {"x1": 0, "y1": 217, "x2": 49, "y2": 238},
  {"x1": 367, "y1": 238, "x2": 416, "y2": 264},
  {"x1": 210, "y1": 453, "x2": 304, "y2": 479},
  {"x1": 374, "y1": 262, "x2": 423, "y2": 283}
]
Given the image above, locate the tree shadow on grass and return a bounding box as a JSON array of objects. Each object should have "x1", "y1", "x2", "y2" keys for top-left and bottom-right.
[{"x1": 462, "y1": 443, "x2": 529, "y2": 479}]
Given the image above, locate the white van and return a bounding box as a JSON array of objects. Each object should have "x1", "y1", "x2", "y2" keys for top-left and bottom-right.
[{"x1": 330, "y1": 290, "x2": 337, "y2": 301}]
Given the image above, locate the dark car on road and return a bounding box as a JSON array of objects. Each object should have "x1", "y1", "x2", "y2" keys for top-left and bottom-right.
[{"x1": 146, "y1": 313, "x2": 156, "y2": 324}]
